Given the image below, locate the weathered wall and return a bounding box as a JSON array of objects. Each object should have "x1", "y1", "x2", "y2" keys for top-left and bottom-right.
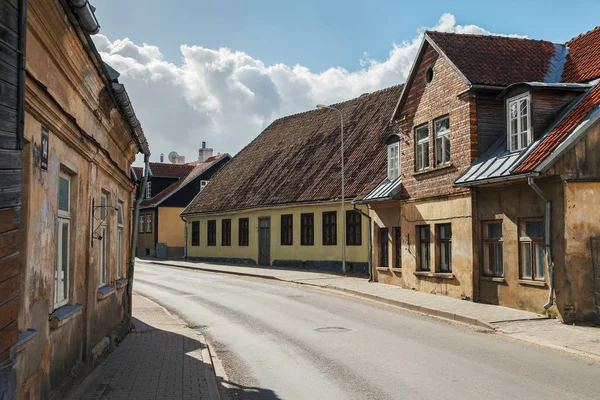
[
  {"x1": 157, "y1": 207, "x2": 185, "y2": 247},
  {"x1": 137, "y1": 209, "x2": 156, "y2": 256},
  {"x1": 371, "y1": 194, "x2": 474, "y2": 299},
  {"x1": 185, "y1": 203, "x2": 370, "y2": 273}
]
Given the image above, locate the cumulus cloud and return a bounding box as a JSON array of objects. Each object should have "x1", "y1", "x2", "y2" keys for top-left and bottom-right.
[{"x1": 94, "y1": 13, "x2": 523, "y2": 163}]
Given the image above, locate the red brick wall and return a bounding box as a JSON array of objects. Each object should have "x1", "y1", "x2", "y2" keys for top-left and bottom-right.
[{"x1": 395, "y1": 44, "x2": 476, "y2": 200}]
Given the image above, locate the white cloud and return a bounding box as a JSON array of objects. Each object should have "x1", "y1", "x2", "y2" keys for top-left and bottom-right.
[{"x1": 93, "y1": 13, "x2": 523, "y2": 163}]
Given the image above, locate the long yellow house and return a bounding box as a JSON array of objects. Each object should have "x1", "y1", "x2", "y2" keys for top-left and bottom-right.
[{"x1": 181, "y1": 86, "x2": 403, "y2": 275}]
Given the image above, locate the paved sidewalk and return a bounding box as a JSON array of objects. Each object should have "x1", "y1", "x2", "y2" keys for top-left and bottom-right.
[
  {"x1": 67, "y1": 295, "x2": 220, "y2": 400},
  {"x1": 146, "y1": 258, "x2": 600, "y2": 360}
]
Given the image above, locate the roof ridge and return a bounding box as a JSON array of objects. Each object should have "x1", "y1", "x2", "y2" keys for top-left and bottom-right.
[
  {"x1": 566, "y1": 25, "x2": 600, "y2": 46},
  {"x1": 425, "y1": 30, "x2": 554, "y2": 44}
]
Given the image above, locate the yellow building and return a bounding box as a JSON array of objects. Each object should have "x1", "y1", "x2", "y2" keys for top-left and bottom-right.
[{"x1": 181, "y1": 86, "x2": 403, "y2": 275}]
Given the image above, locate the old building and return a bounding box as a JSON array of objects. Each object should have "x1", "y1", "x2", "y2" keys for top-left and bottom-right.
[
  {"x1": 0, "y1": 1, "x2": 150, "y2": 399},
  {"x1": 361, "y1": 28, "x2": 600, "y2": 322},
  {"x1": 181, "y1": 86, "x2": 403, "y2": 275},
  {"x1": 135, "y1": 149, "x2": 230, "y2": 258}
]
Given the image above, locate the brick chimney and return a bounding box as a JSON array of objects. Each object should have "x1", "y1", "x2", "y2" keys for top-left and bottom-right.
[{"x1": 198, "y1": 142, "x2": 214, "y2": 163}]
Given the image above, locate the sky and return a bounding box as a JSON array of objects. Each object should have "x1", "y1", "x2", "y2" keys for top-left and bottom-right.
[{"x1": 92, "y1": 0, "x2": 600, "y2": 164}]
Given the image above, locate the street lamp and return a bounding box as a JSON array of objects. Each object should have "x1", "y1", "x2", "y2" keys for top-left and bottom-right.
[{"x1": 316, "y1": 104, "x2": 346, "y2": 274}]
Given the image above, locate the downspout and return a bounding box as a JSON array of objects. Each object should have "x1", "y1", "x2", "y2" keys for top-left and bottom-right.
[
  {"x1": 527, "y1": 176, "x2": 554, "y2": 310},
  {"x1": 181, "y1": 216, "x2": 188, "y2": 259},
  {"x1": 353, "y1": 204, "x2": 373, "y2": 282},
  {"x1": 127, "y1": 156, "x2": 149, "y2": 316}
]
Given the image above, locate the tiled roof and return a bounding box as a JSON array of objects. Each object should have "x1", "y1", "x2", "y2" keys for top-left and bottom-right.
[
  {"x1": 426, "y1": 31, "x2": 557, "y2": 86},
  {"x1": 142, "y1": 154, "x2": 229, "y2": 208},
  {"x1": 513, "y1": 83, "x2": 600, "y2": 173},
  {"x1": 132, "y1": 166, "x2": 143, "y2": 180},
  {"x1": 186, "y1": 155, "x2": 222, "y2": 166},
  {"x1": 563, "y1": 26, "x2": 600, "y2": 83},
  {"x1": 182, "y1": 85, "x2": 403, "y2": 215},
  {"x1": 148, "y1": 162, "x2": 194, "y2": 178}
]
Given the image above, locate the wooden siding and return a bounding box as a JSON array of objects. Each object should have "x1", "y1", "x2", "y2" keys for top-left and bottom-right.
[
  {"x1": 476, "y1": 91, "x2": 505, "y2": 154},
  {"x1": 548, "y1": 120, "x2": 600, "y2": 180},
  {"x1": 532, "y1": 89, "x2": 580, "y2": 141}
]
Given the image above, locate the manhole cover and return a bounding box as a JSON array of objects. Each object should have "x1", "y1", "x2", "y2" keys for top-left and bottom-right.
[
  {"x1": 315, "y1": 327, "x2": 351, "y2": 333},
  {"x1": 189, "y1": 324, "x2": 209, "y2": 332}
]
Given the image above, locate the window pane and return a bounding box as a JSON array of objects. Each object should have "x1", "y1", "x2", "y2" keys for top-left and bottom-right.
[
  {"x1": 420, "y1": 244, "x2": 429, "y2": 270},
  {"x1": 521, "y1": 130, "x2": 528, "y2": 148},
  {"x1": 423, "y1": 142, "x2": 429, "y2": 167},
  {"x1": 435, "y1": 137, "x2": 443, "y2": 165},
  {"x1": 483, "y1": 244, "x2": 492, "y2": 276},
  {"x1": 440, "y1": 225, "x2": 451, "y2": 239},
  {"x1": 511, "y1": 133, "x2": 518, "y2": 151},
  {"x1": 486, "y1": 223, "x2": 502, "y2": 239},
  {"x1": 440, "y1": 243, "x2": 449, "y2": 271},
  {"x1": 521, "y1": 243, "x2": 532, "y2": 278},
  {"x1": 435, "y1": 117, "x2": 449, "y2": 135},
  {"x1": 59, "y1": 177, "x2": 69, "y2": 212},
  {"x1": 525, "y1": 221, "x2": 543, "y2": 238},
  {"x1": 510, "y1": 102, "x2": 517, "y2": 119},
  {"x1": 535, "y1": 243, "x2": 545, "y2": 279},
  {"x1": 444, "y1": 136, "x2": 450, "y2": 163},
  {"x1": 416, "y1": 126, "x2": 428, "y2": 141},
  {"x1": 117, "y1": 204, "x2": 123, "y2": 225}
]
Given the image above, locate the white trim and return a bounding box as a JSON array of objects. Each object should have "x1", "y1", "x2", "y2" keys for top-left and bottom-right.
[
  {"x1": 146, "y1": 213, "x2": 153, "y2": 233},
  {"x1": 139, "y1": 215, "x2": 145, "y2": 234},
  {"x1": 146, "y1": 181, "x2": 152, "y2": 199},
  {"x1": 117, "y1": 202, "x2": 124, "y2": 227},
  {"x1": 387, "y1": 142, "x2": 400, "y2": 180},
  {"x1": 434, "y1": 115, "x2": 451, "y2": 165},
  {"x1": 506, "y1": 92, "x2": 532, "y2": 152},
  {"x1": 200, "y1": 180, "x2": 209, "y2": 190},
  {"x1": 415, "y1": 124, "x2": 429, "y2": 171}
]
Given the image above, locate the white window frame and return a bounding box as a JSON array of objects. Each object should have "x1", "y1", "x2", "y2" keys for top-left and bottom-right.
[
  {"x1": 434, "y1": 116, "x2": 450, "y2": 166},
  {"x1": 200, "y1": 180, "x2": 209, "y2": 190},
  {"x1": 146, "y1": 182, "x2": 152, "y2": 199},
  {"x1": 387, "y1": 142, "x2": 400, "y2": 181},
  {"x1": 415, "y1": 124, "x2": 429, "y2": 171},
  {"x1": 507, "y1": 93, "x2": 532, "y2": 152},
  {"x1": 117, "y1": 202, "x2": 124, "y2": 279},
  {"x1": 55, "y1": 172, "x2": 71, "y2": 308},
  {"x1": 99, "y1": 193, "x2": 108, "y2": 287},
  {"x1": 146, "y1": 214, "x2": 153, "y2": 233},
  {"x1": 139, "y1": 215, "x2": 145, "y2": 234}
]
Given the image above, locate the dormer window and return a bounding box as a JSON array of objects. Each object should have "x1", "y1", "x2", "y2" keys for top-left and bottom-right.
[
  {"x1": 507, "y1": 93, "x2": 531, "y2": 152},
  {"x1": 387, "y1": 135, "x2": 400, "y2": 180}
]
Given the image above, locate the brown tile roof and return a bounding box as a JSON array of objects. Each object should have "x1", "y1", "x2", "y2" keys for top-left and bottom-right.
[
  {"x1": 132, "y1": 166, "x2": 143, "y2": 180},
  {"x1": 142, "y1": 154, "x2": 230, "y2": 208},
  {"x1": 513, "y1": 83, "x2": 600, "y2": 173},
  {"x1": 182, "y1": 85, "x2": 403, "y2": 215},
  {"x1": 149, "y1": 162, "x2": 194, "y2": 178},
  {"x1": 186, "y1": 155, "x2": 222, "y2": 166},
  {"x1": 563, "y1": 26, "x2": 600, "y2": 83},
  {"x1": 426, "y1": 31, "x2": 556, "y2": 86}
]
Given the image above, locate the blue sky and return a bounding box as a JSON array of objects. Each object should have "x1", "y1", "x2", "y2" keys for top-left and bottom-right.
[{"x1": 92, "y1": 0, "x2": 600, "y2": 162}]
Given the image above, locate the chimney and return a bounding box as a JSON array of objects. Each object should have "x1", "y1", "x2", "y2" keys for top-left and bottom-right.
[
  {"x1": 198, "y1": 142, "x2": 214, "y2": 163},
  {"x1": 160, "y1": 153, "x2": 164, "y2": 162}
]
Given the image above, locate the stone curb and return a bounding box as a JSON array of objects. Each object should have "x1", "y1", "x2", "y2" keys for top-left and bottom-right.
[{"x1": 148, "y1": 261, "x2": 495, "y2": 330}]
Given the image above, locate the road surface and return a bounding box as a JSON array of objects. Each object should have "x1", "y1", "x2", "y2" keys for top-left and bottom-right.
[{"x1": 133, "y1": 261, "x2": 600, "y2": 400}]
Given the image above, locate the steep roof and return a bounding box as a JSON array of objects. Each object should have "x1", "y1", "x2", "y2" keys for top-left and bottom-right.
[
  {"x1": 132, "y1": 166, "x2": 143, "y2": 180},
  {"x1": 563, "y1": 26, "x2": 600, "y2": 83},
  {"x1": 148, "y1": 162, "x2": 194, "y2": 178},
  {"x1": 182, "y1": 85, "x2": 403, "y2": 215},
  {"x1": 142, "y1": 154, "x2": 230, "y2": 208},
  {"x1": 426, "y1": 31, "x2": 557, "y2": 86}
]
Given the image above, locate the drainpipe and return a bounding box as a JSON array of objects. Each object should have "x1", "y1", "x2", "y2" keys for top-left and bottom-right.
[
  {"x1": 353, "y1": 205, "x2": 373, "y2": 281},
  {"x1": 527, "y1": 176, "x2": 554, "y2": 310},
  {"x1": 181, "y1": 216, "x2": 188, "y2": 259},
  {"x1": 127, "y1": 155, "x2": 149, "y2": 316}
]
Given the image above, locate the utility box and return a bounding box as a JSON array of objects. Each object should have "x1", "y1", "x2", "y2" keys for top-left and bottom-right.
[{"x1": 156, "y1": 243, "x2": 168, "y2": 259}]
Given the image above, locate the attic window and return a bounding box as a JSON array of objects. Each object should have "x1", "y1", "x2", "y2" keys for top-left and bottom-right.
[
  {"x1": 386, "y1": 135, "x2": 400, "y2": 181},
  {"x1": 507, "y1": 93, "x2": 531, "y2": 152},
  {"x1": 426, "y1": 67, "x2": 434, "y2": 84}
]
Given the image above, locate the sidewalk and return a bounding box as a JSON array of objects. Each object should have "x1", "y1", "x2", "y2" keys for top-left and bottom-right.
[
  {"x1": 67, "y1": 294, "x2": 220, "y2": 400},
  {"x1": 146, "y1": 258, "x2": 600, "y2": 360}
]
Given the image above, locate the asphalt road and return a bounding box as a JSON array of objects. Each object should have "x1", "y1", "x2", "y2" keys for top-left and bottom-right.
[{"x1": 133, "y1": 261, "x2": 600, "y2": 400}]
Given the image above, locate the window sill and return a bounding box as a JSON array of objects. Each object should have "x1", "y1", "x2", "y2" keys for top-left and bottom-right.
[
  {"x1": 116, "y1": 278, "x2": 128, "y2": 289},
  {"x1": 481, "y1": 276, "x2": 506, "y2": 283},
  {"x1": 49, "y1": 304, "x2": 83, "y2": 330},
  {"x1": 413, "y1": 163, "x2": 456, "y2": 178},
  {"x1": 376, "y1": 267, "x2": 390, "y2": 272},
  {"x1": 97, "y1": 285, "x2": 116, "y2": 300},
  {"x1": 390, "y1": 268, "x2": 402, "y2": 273},
  {"x1": 16, "y1": 329, "x2": 37, "y2": 353},
  {"x1": 414, "y1": 271, "x2": 455, "y2": 279},
  {"x1": 518, "y1": 279, "x2": 546, "y2": 287}
]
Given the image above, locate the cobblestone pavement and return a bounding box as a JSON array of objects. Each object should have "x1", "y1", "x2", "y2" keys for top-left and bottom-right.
[{"x1": 67, "y1": 295, "x2": 217, "y2": 400}]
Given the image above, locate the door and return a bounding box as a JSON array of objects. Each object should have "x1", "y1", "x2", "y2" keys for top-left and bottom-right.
[{"x1": 258, "y1": 217, "x2": 271, "y2": 265}]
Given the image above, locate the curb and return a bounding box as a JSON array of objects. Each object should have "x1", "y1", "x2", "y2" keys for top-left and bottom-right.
[{"x1": 148, "y1": 261, "x2": 494, "y2": 330}]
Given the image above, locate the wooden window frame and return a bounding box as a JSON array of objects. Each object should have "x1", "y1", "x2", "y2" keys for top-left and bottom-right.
[
  {"x1": 322, "y1": 211, "x2": 337, "y2": 246},
  {"x1": 507, "y1": 92, "x2": 532, "y2": 152},
  {"x1": 239, "y1": 218, "x2": 249, "y2": 246},
  {"x1": 482, "y1": 220, "x2": 504, "y2": 278},
  {"x1": 346, "y1": 210, "x2": 362, "y2": 246},
  {"x1": 519, "y1": 218, "x2": 545, "y2": 281},
  {"x1": 417, "y1": 225, "x2": 431, "y2": 271},
  {"x1": 415, "y1": 123, "x2": 429, "y2": 171},
  {"x1": 300, "y1": 213, "x2": 314, "y2": 246},
  {"x1": 281, "y1": 214, "x2": 293, "y2": 246},
  {"x1": 394, "y1": 227, "x2": 402, "y2": 268},
  {"x1": 221, "y1": 219, "x2": 231, "y2": 246},
  {"x1": 434, "y1": 115, "x2": 450, "y2": 166},
  {"x1": 55, "y1": 172, "x2": 71, "y2": 308},
  {"x1": 191, "y1": 221, "x2": 200, "y2": 246},
  {"x1": 207, "y1": 220, "x2": 216, "y2": 246},
  {"x1": 436, "y1": 223, "x2": 452, "y2": 273}
]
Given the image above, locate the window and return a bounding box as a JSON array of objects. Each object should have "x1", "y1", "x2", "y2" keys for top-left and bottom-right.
[
  {"x1": 483, "y1": 221, "x2": 504, "y2": 277},
  {"x1": 322, "y1": 212, "x2": 337, "y2": 245},
  {"x1": 191, "y1": 221, "x2": 200, "y2": 246},
  {"x1": 434, "y1": 116, "x2": 450, "y2": 165},
  {"x1": 519, "y1": 219, "x2": 545, "y2": 280},
  {"x1": 394, "y1": 227, "x2": 401, "y2": 268},
  {"x1": 281, "y1": 214, "x2": 293, "y2": 245},
  {"x1": 239, "y1": 218, "x2": 249, "y2": 246},
  {"x1": 388, "y1": 142, "x2": 400, "y2": 180},
  {"x1": 207, "y1": 220, "x2": 216, "y2": 246},
  {"x1": 300, "y1": 213, "x2": 314, "y2": 246},
  {"x1": 99, "y1": 193, "x2": 108, "y2": 287},
  {"x1": 417, "y1": 225, "x2": 430, "y2": 271},
  {"x1": 139, "y1": 215, "x2": 145, "y2": 234},
  {"x1": 146, "y1": 181, "x2": 152, "y2": 199},
  {"x1": 379, "y1": 228, "x2": 389, "y2": 268},
  {"x1": 56, "y1": 173, "x2": 71, "y2": 307},
  {"x1": 222, "y1": 219, "x2": 231, "y2": 246},
  {"x1": 426, "y1": 66, "x2": 434, "y2": 83},
  {"x1": 507, "y1": 93, "x2": 531, "y2": 152},
  {"x1": 436, "y1": 224, "x2": 452, "y2": 272},
  {"x1": 117, "y1": 202, "x2": 124, "y2": 279},
  {"x1": 346, "y1": 211, "x2": 362, "y2": 246},
  {"x1": 200, "y1": 180, "x2": 208, "y2": 191},
  {"x1": 146, "y1": 214, "x2": 152, "y2": 233},
  {"x1": 415, "y1": 124, "x2": 429, "y2": 171}
]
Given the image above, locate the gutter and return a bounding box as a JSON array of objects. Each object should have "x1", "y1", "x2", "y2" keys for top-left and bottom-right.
[
  {"x1": 127, "y1": 155, "x2": 149, "y2": 316},
  {"x1": 527, "y1": 176, "x2": 554, "y2": 310},
  {"x1": 69, "y1": 0, "x2": 99, "y2": 34},
  {"x1": 112, "y1": 82, "x2": 150, "y2": 156},
  {"x1": 454, "y1": 172, "x2": 529, "y2": 188},
  {"x1": 353, "y1": 204, "x2": 373, "y2": 282}
]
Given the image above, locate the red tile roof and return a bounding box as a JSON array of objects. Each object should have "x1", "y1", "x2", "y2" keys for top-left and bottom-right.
[
  {"x1": 426, "y1": 31, "x2": 556, "y2": 86},
  {"x1": 563, "y1": 26, "x2": 600, "y2": 83},
  {"x1": 132, "y1": 166, "x2": 143, "y2": 180},
  {"x1": 148, "y1": 162, "x2": 194, "y2": 178},
  {"x1": 182, "y1": 85, "x2": 403, "y2": 215},
  {"x1": 513, "y1": 84, "x2": 600, "y2": 173},
  {"x1": 186, "y1": 155, "x2": 222, "y2": 166}
]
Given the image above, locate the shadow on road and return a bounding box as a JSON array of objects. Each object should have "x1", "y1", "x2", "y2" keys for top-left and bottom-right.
[{"x1": 221, "y1": 379, "x2": 282, "y2": 400}]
